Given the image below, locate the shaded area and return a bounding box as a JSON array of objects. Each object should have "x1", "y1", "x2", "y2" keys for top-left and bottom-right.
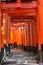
[{"x1": 1, "y1": 49, "x2": 39, "y2": 65}]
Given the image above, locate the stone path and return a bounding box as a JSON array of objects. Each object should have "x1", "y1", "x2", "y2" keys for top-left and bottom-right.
[{"x1": 2, "y1": 49, "x2": 39, "y2": 65}]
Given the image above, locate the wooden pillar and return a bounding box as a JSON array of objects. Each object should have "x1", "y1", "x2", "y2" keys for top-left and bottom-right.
[
  {"x1": 31, "y1": 22, "x2": 34, "y2": 47},
  {"x1": 34, "y1": 22, "x2": 38, "y2": 46},
  {"x1": 0, "y1": 9, "x2": 1, "y2": 52},
  {"x1": 5, "y1": 14, "x2": 8, "y2": 44},
  {"x1": 37, "y1": 0, "x2": 43, "y2": 51},
  {"x1": 17, "y1": 0, "x2": 21, "y2": 7},
  {"x1": 1, "y1": 13, "x2": 6, "y2": 48},
  {"x1": 24, "y1": 25, "x2": 27, "y2": 46},
  {"x1": 0, "y1": 12, "x2": 6, "y2": 58},
  {"x1": 21, "y1": 26, "x2": 24, "y2": 45},
  {"x1": 31, "y1": 20, "x2": 38, "y2": 53},
  {"x1": 2, "y1": 13, "x2": 9, "y2": 45},
  {"x1": 2, "y1": 13, "x2": 11, "y2": 44},
  {"x1": 1, "y1": 13, "x2": 10, "y2": 45},
  {"x1": 6, "y1": 15, "x2": 11, "y2": 44},
  {"x1": 21, "y1": 26, "x2": 25, "y2": 46},
  {"x1": 26, "y1": 24, "x2": 30, "y2": 46},
  {"x1": 32, "y1": 21, "x2": 37, "y2": 47},
  {"x1": 37, "y1": 0, "x2": 43, "y2": 62},
  {"x1": 29, "y1": 22, "x2": 33, "y2": 46}
]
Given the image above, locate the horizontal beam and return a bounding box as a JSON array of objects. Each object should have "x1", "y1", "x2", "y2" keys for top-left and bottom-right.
[
  {"x1": 1, "y1": 1, "x2": 37, "y2": 9},
  {"x1": 11, "y1": 18, "x2": 35, "y2": 24},
  {"x1": 2, "y1": 8, "x2": 36, "y2": 15}
]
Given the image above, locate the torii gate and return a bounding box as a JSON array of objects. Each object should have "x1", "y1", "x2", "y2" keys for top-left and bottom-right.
[
  {"x1": 0, "y1": 1, "x2": 37, "y2": 49},
  {"x1": 0, "y1": 0, "x2": 43, "y2": 62}
]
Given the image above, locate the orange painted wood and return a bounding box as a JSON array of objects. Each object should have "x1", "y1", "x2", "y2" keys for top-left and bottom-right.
[
  {"x1": 0, "y1": 1, "x2": 37, "y2": 48},
  {"x1": 1, "y1": 1, "x2": 37, "y2": 9},
  {"x1": 37, "y1": 0, "x2": 43, "y2": 50},
  {"x1": 17, "y1": 0, "x2": 21, "y2": 7},
  {"x1": 1, "y1": 13, "x2": 5, "y2": 48},
  {"x1": 0, "y1": 9, "x2": 1, "y2": 49},
  {"x1": 25, "y1": 24, "x2": 30, "y2": 46},
  {"x1": 32, "y1": 22, "x2": 37, "y2": 47}
]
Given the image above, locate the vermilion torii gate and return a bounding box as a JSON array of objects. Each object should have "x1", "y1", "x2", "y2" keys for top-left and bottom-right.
[
  {"x1": 0, "y1": 0, "x2": 43, "y2": 62},
  {"x1": 0, "y1": 1, "x2": 37, "y2": 49}
]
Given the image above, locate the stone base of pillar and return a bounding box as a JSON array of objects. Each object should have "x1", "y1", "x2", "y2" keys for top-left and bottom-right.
[
  {"x1": 0, "y1": 48, "x2": 4, "y2": 62},
  {"x1": 1, "y1": 48, "x2": 4, "y2": 58},
  {"x1": 41, "y1": 44, "x2": 43, "y2": 51},
  {"x1": 0, "y1": 48, "x2": 1, "y2": 62},
  {"x1": 23, "y1": 46, "x2": 33, "y2": 52},
  {"x1": 23, "y1": 46, "x2": 29, "y2": 51},
  {"x1": 32, "y1": 46, "x2": 38, "y2": 54},
  {"x1": 8, "y1": 44, "x2": 11, "y2": 54},
  {"x1": 37, "y1": 50, "x2": 42, "y2": 62}
]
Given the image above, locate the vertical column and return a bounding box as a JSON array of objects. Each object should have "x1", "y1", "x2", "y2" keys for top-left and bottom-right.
[
  {"x1": 3, "y1": 13, "x2": 9, "y2": 45},
  {"x1": 33, "y1": 22, "x2": 37, "y2": 46},
  {"x1": 21, "y1": 26, "x2": 25, "y2": 46},
  {"x1": 32, "y1": 21, "x2": 38, "y2": 53},
  {"x1": 6, "y1": 15, "x2": 11, "y2": 44},
  {"x1": 23, "y1": 24, "x2": 30, "y2": 51},
  {"x1": 17, "y1": 0, "x2": 21, "y2": 7},
  {"x1": 37, "y1": 0, "x2": 43, "y2": 51},
  {"x1": 30, "y1": 22, "x2": 33, "y2": 46},
  {"x1": 1, "y1": 13, "x2": 6, "y2": 48},
  {"x1": 37, "y1": 0, "x2": 43, "y2": 62},
  {"x1": 24, "y1": 24, "x2": 27, "y2": 46},
  {"x1": 23, "y1": 25, "x2": 27, "y2": 51},
  {"x1": 1, "y1": 12, "x2": 6, "y2": 58},
  {"x1": 26, "y1": 24, "x2": 30, "y2": 46},
  {"x1": 32, "y1": 21, "x2": 37, "y2": 47},
  {"x1": 5, "y1": 14, "x2": 11, "y2": 54},
  {"x1": 1, "y1": 13, "x2": 10, "y2": 45},
  {"x1": 21, "y1": 26, "x2": 24, "y2": 45},
  {"x1": 0, "y1": 8, "x2": 1, "y2": 52},
  {"x1": 5, "y1": 13, "x2": 8, "y2": 44}
]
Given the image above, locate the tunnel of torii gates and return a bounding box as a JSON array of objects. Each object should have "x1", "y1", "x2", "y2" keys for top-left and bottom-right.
[{"x1": 0, "y1": 0, "x2": 43, "y2": 53}]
